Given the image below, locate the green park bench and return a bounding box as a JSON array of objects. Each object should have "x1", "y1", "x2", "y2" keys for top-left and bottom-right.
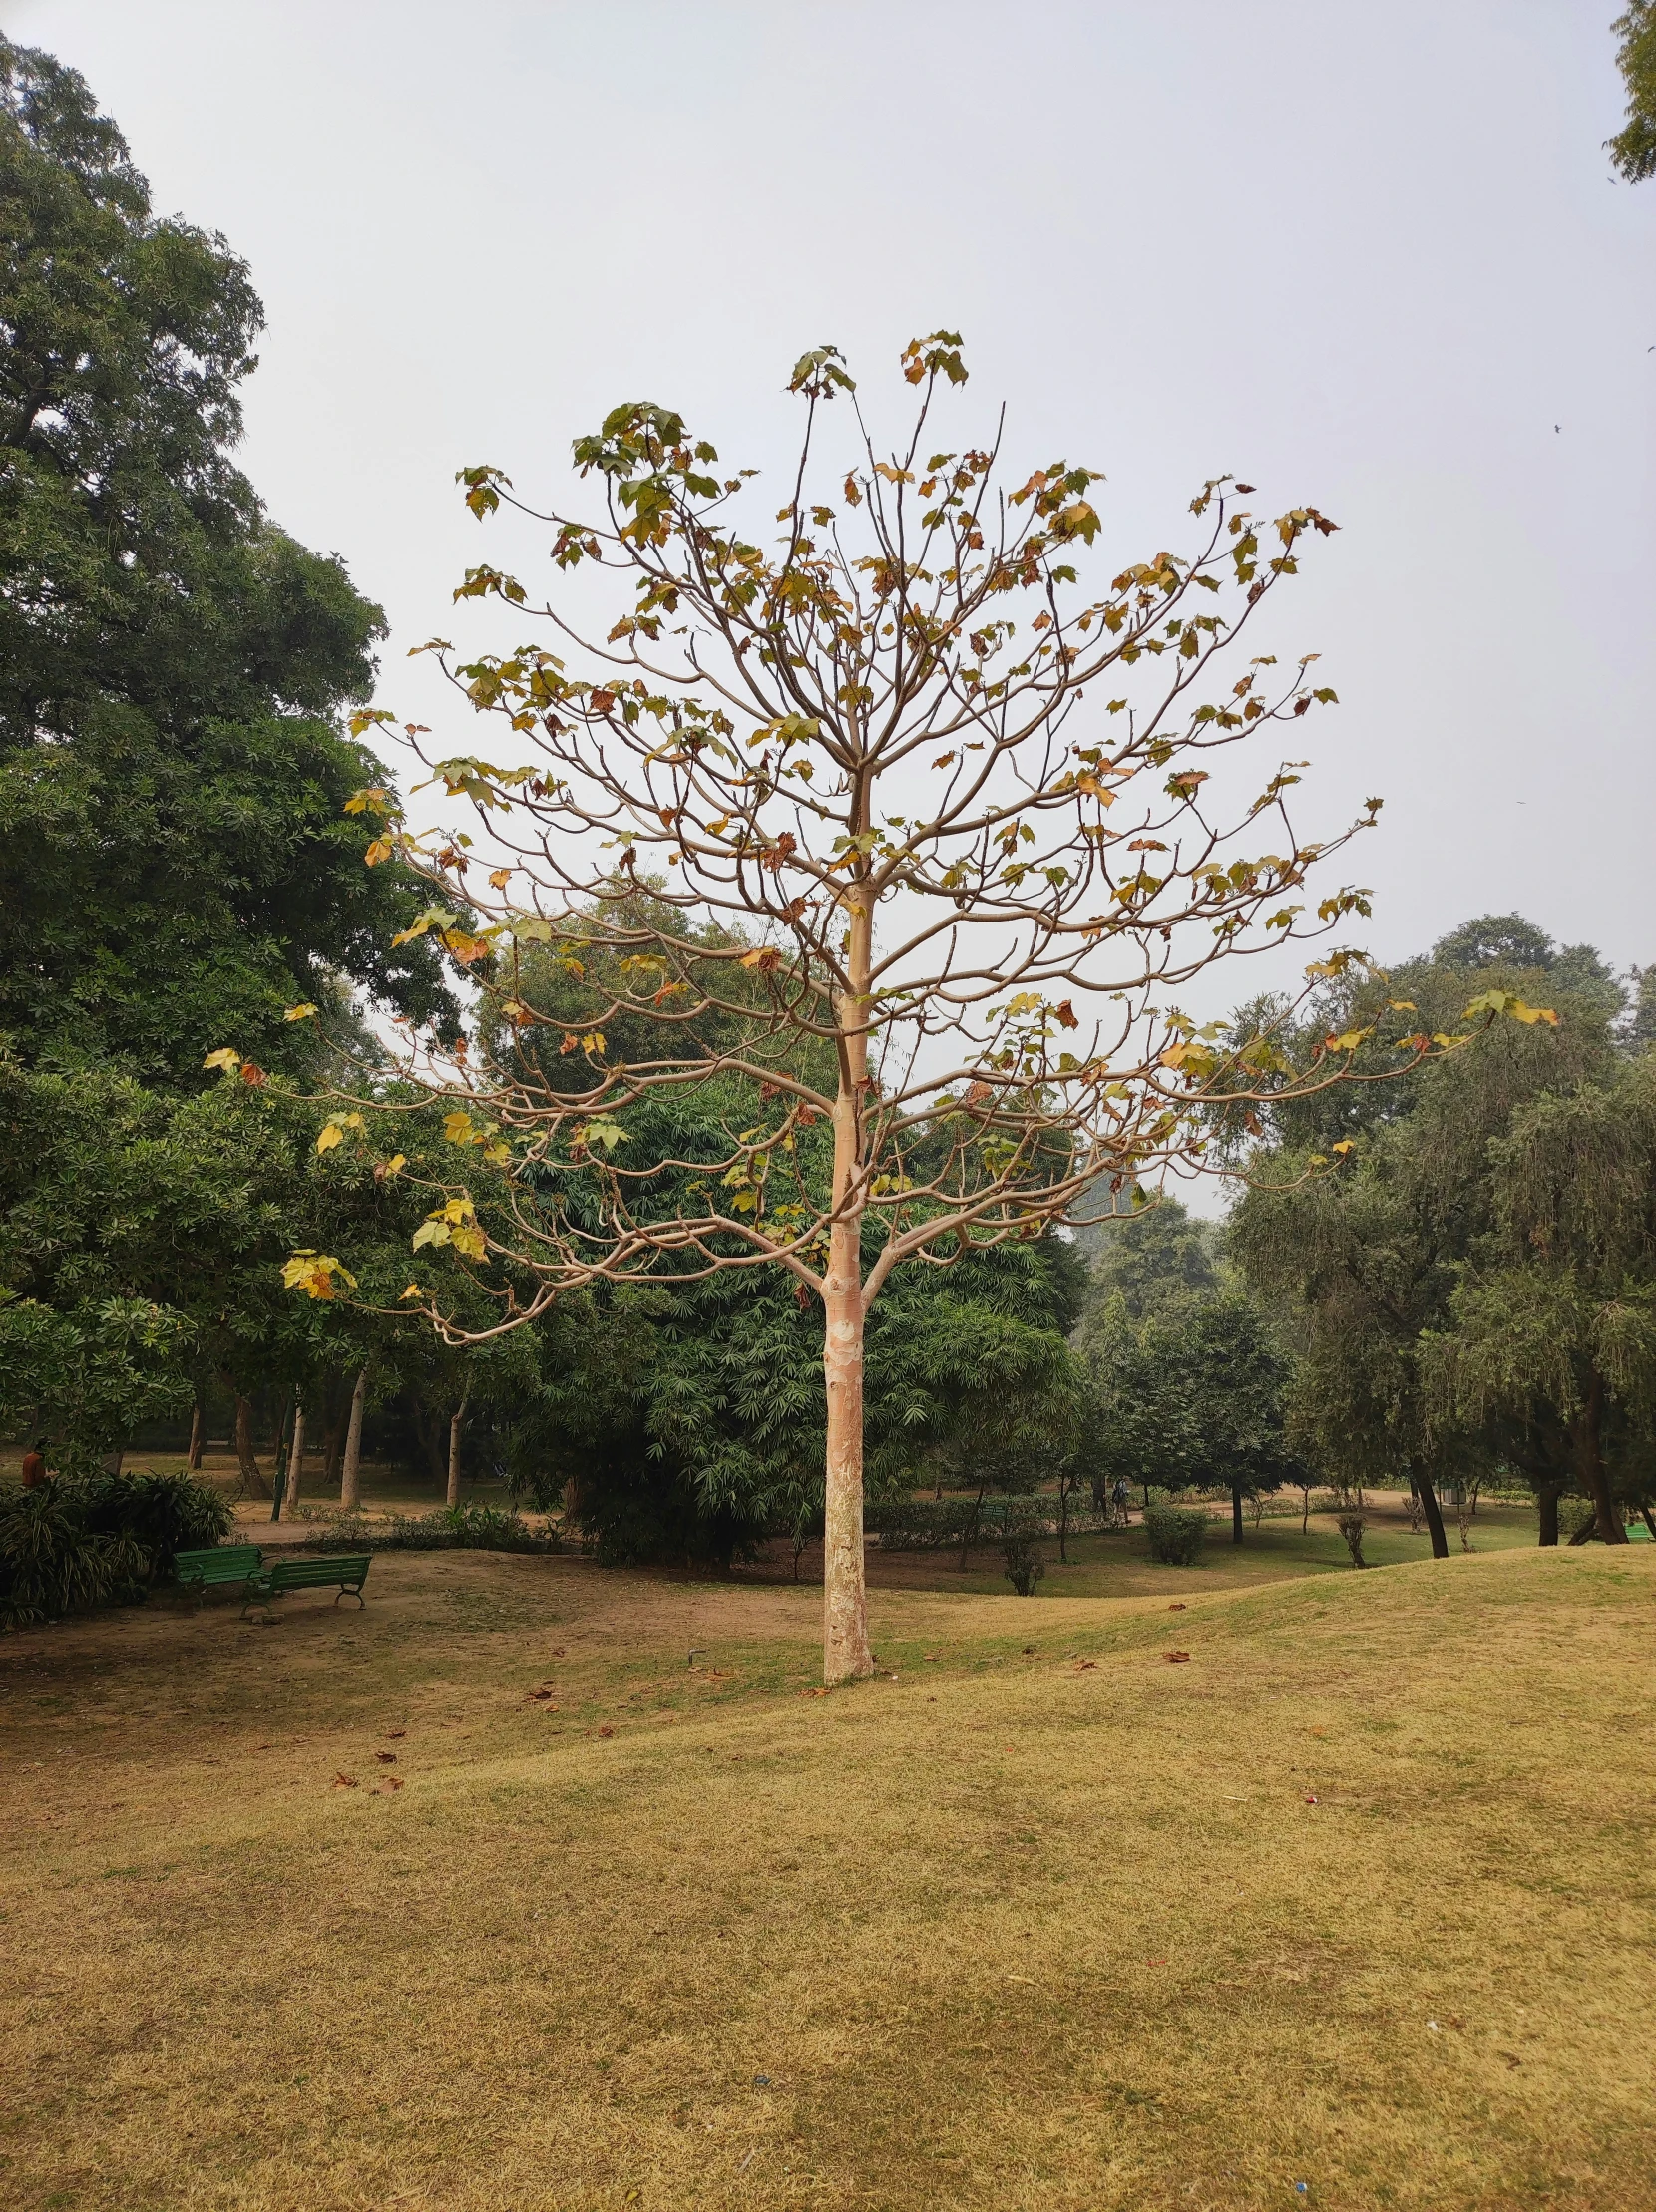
[
  {"x1": 240, "y1": 1554, "x2": 372, "y2": 1619},
  {"x1": 174, "y1": 1544, "x2": 263, "y2": 1601}
]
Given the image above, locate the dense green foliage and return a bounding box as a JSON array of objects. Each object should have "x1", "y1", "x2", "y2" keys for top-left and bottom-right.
[
  {"x1": 0, "y1": 1466, "x2": 230, "y2": 1626},
  {"x1": 1609, "y1": 3, "x2": 1656, "y2": 182},
  {"x1": 1231, "y1": 919, "x2": 1656, "y2": 1546},
  {"x1": 0, "y1": 37, "x2": 454, "y2": 1084}
]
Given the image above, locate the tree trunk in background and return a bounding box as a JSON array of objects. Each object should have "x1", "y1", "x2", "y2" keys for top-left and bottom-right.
[
  {"x1": 341, "y1": 1367, "x2": 367, "y2": 1512},
  {"x1": 1231, "y1": 1484, "x2": 1244, "y2": 1545},
  {"x1": 1575, "y1": 1373, "x2": 1627, "y2": 1543},
  {"x1": 446, "y1": 1392, "x2": 469, "y2": 1509},
  {"x1": 287, "y1": 1401, "x2": 306, "y2": 1517},
  {"x1": 1536, "y1": 1485, "x2": 1561, "y2": 1547},
  {"x1": 187, "y1": 1402, "x2": 204, "y2": 1470},
  {"x1": 322, "y1": 1405, "x2": 344, "y2": 1492},
  {"x1": 1418, "y1": 1471, "x2": 1450, "y2": 1560},
  {"x1": 234, "y1": 1395, "x2": 270, "y2": 1498}
]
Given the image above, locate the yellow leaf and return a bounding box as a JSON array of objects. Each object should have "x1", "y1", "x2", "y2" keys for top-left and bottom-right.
[
  {"x1": 283, "y1": 1003, "x2": 319, "y2": 1023},
  {"x1": 444, "y1": 1111, "x2": 476, "y2": 1146},
  {"x1": 383, "y1": 1153, "x2": 407, "y2": 1177},
  {"x1": 364, "y1": 838, "x2": 393, "y2": 867},
  {"x1": 281, "y1": 1252, "x2": 356, "y2": 1300},
  {"x1": 488, "y1": 868, "x2": 512, "y2": 890},
  {"x1": 316, "y1": 1124, "x2": 344, "y2": 1154},
  {"x1": 1331, "y1": 1140, "x2": 1355, "y2": 1156},
  {"x1": 400, "y1": 1283, "x2": 423, "y2": 1300},
  {"x1": 203, "y1": 1048, "x2": 241, "y2": 1073}
]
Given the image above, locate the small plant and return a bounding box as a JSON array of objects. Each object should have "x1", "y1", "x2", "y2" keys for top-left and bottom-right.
[
  {"x1": 1003, "y1": 1528, "x2": 1046, "y2": 1596},
  {"x1": 1143, "y1": 1503, "x2": 1208, "y2": 1567},
  {"x1": 1337, "y1": 1512, "x2": 1368, "y2": 1568}
]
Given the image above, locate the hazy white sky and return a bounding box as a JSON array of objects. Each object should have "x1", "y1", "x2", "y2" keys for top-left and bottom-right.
[{"x1": 16, "y1": 0, "x2": 1656, "y2": 978}]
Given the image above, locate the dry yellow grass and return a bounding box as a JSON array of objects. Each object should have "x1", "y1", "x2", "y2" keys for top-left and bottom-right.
[{"x1": 2, "y1": 1544, "x2": 1654, "y2": 2211}]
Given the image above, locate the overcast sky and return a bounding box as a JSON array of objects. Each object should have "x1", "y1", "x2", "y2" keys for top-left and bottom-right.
[{"x1": 15, "y1": 0, "x2": 1656, "y2": 982}]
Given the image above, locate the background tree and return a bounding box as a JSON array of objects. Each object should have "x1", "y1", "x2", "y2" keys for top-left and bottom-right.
[
  {"x1": 1425, "y1": 1058, "x2": 1656, "y2": 1544},
  {"x1": 325, "y1": 333, "x2": 1450, "y2": 1681},
  {"x1": 0, "y1": 37, "x2": 455, "y2": 1084},
  {"x1": 1609, "y1": 3, "x2": 1656, "y2": 182},
  {"x1": 1230, "y1": 917, "x2": 1622, "y2": 1550}
]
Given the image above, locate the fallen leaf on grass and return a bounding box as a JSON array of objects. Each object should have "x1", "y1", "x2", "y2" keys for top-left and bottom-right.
[
  {"x1": 551, "y1": 1647, "x2": 565, "y2": 1657},
  {"x1": 527, "y1": 1688, "x2": 556, "y2": 1701},
  {"x1": 1305, "y1": 1793, "x2": 1319, "y2": 1805},
  {"x1": 1164, "y1": 1652, "x2": 1191, "y2": 1664},
  {"x1": 1073, "y1": 1659, "x2": 1098, "y2": 1672},
  {"x1": 597, "y1": 1725, "x2": 615, "y2": 1738},
  {"x1": 1168, "y1": 1603, "x2": 1187, "y2": 1612},
  {"x1": 798, "y1": 1687, "x2": 829, "y2": 1698},
  {"x1": 381, "y1": 1776, "x2": 405, "y2": 1792},
  {"x1": 333, "y1": 1773, "x2": 358, "y2": 1789},
  {"x1": 386, "y1": 1729, "x2": 406, "y2": 1740},
  {"x1": 374, "y1": 1751, "x2": 397, "y2": 1763}
]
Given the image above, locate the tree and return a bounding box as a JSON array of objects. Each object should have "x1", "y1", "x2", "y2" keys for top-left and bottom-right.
[
  {"x1": 0, "y1": 37, "x2": 454, "y2": 1083},
  {"x1": 303, "y1": 334, "x2": 1506, "y2": 1682},
  {"x1": 1426, "y1": 1059, "x2": 1656, "y2": 1544},
  {"x1": 1072, "y1": 1192, "x2": 1219, "y2": 1330},
  {"x1": 1609, "y1": 4, "x2": 1656, "y2": 182},
  {"x1": 1081, "y1": 1287, "x2": 1293, "y2": 1540},
  {"x1": 1231, "y1": 925, "x2": 1618, "y2": 1551}
]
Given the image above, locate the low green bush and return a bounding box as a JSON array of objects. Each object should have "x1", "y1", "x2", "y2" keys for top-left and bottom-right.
[
  {"x1": 1142, "y1": 1502, "x2": 1208, "y2": 1567},
  {"x1": 299, "y1": 1504, "x2": 561, "y2": 1555},
  {"x1": 1, "y1": 1480, "x2": 143, "y2": 1628},
  {"x1": 83, "y1": 1468, "x2": 233, "y2": 1572}
]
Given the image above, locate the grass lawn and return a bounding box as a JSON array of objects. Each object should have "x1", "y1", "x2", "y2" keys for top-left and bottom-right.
[{"x1": 3, "y1": 1541, "x2": 1654, "y2": 2210}]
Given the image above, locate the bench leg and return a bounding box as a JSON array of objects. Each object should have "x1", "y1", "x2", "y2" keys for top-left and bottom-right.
[{"x1": 333, "y1": 1587, "x2": 367, "y2": 1608}]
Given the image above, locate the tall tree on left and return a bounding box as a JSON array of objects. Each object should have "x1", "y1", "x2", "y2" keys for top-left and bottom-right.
[{"x1": 0, "y1": 38, "x2": 455, "y2": 1084}]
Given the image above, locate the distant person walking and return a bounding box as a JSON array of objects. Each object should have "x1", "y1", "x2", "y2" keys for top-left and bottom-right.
[{"x1": 20, "y1": 1440, "x2": 47, "y2": 1489}]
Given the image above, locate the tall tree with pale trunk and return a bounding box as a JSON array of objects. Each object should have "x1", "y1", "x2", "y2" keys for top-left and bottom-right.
[{"x1": 300, "y1": 334, "x2": 1501, "y2": 1681}]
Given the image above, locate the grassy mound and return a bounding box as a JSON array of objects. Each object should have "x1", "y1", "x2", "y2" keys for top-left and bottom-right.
[{"x1": 2, "y1": 1546, "x2": 1653, "y2": 2209}]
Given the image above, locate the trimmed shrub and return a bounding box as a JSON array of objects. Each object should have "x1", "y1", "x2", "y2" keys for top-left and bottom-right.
[
  {"x1": 299, "y1": 1504, "x2": 560, "y2": 1555},
  {"x1": 1003, "y1": 1528, "x2": 1046, "y2": 1596},
  {"x1": 1142, "y1": 1502, "x2": 1208, "y2": 1567}
]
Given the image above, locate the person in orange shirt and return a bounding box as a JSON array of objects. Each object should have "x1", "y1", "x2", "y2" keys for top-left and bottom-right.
[{"x1": 19, "y1": 1440, "x2": 47, "y2": 1489}]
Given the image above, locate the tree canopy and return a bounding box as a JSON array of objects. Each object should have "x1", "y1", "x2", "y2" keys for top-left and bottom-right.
[
  {"x1": 0, "y1": 36, "x2": 455, "y2": 1084},
  {"x1": 1609, "y1": 3, "x2": 1656, "y2": 182}
]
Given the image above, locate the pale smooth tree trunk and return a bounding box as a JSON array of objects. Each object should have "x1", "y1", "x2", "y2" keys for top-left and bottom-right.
[
  {"x1": 446, "y1": 1391, "x2": 469, "y2": 1509},
  {"x1": 286, "y1": 1402, "x2": 305, "y2": 1516},
  {"x1": 821, "y1": 882, "x2": 875, "y2": 1685},
  {"x1": 187, "y1": 1402, "x2": 205, "y2": 1470},
  {"x1": 341, "y1": 1367, "x2": 368, "y2": 1512}
]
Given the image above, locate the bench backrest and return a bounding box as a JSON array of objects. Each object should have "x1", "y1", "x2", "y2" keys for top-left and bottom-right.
[
  {"x1": 176, "y1": 1545, "x2": 262, "y2": 1579},
  {"x1": 268, "y1": 1555, "x2": 371, "y2": 1590}
]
